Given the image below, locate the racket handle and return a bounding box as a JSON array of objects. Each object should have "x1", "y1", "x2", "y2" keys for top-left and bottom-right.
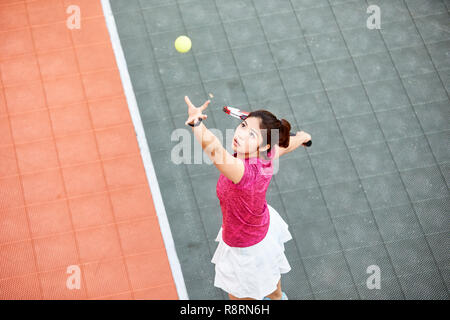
[{"x1": 289, "y1": 132, "x2": 312, "y2": 147}]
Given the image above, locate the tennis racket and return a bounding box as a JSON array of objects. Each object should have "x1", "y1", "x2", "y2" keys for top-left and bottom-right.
[{"x1": 223, "y1": 106, "x2": 312, "y2": 147}]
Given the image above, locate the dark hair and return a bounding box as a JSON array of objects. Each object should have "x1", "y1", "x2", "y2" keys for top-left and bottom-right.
[{"x1": 247, "y1": 109, "x2": 291, "y2": 157}]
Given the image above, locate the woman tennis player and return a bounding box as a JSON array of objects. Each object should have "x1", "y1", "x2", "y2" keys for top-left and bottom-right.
[{"x1": 184, "y1": 96, "x2": 311, "y2": 300}]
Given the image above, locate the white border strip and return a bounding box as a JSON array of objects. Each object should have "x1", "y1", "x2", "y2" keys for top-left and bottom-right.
[{"x1": 100, "y1": 0, "x2": 188, "y2": 300}]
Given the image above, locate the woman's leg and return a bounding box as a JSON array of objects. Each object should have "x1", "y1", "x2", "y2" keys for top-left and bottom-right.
[{"x1": 265, "y1": 279, "x2": 282, "y2": 300}]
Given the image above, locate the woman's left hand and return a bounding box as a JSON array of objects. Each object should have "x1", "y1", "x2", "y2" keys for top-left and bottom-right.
[{"x1": 184, "y1": 96, "x2": 210, "y2": 126}]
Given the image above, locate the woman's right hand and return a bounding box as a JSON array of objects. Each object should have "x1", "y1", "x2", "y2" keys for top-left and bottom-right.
[{"x1": 184, "y1": 96, "x2": 210, "y2": 126}]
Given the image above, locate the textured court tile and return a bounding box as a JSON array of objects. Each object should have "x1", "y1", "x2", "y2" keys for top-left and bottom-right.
[
  {"x1": 313, "y1": 285, "x2": 360, "y2": 300},
  {"x1": 158, "y1": 56, "x2": 201, "y2": 88},
  {"x1": 274, "y1": 155, "x2": 318, "y2": 193},
  {"x1": 361, "y1": 173, "x2": 410, "y2": 209},
  {"x1": 385, "y1": 236, "x2": 439, "y2": 276},
  {"x1": 187, "y1": 24, "x2": 229, "y2": 55},
  {"x1": 338, "y1": 113, "x2": 385, "y2": 148},
  {"x1": 414, "y1": 14, "x2": 450, "y2": 44},
  {"x1": 158, "y1": 179, "x2": 198, "y2": 214},
  {"x1": 406, "y1": 0, "x2": 448, "y2": 17},
  {"x1": 299, "y1": 120, "x2": 346, "y2": 154},
  {"x1": 0, "y1": 176, "x2": 24, "y2": 210},
  {"x1": 27, "y1": 200, "x2": 72, "y2": 238},
  {"x1": 34, "y1": 233, "x2": 80, "y2": 272},
  {"x1": 109, "y1": 186, "x2": 157, "y2": 222},
  {"x1": 291, "y1": 0, "x2": 329, "y2": 10},
  {"x1": 305, "y1": 31, "x2": 349, "y2": 63},
  {"x1": 198, "y1": 205, "x2": 222, "y2": 241},
  {"x1": 184, "y1": 277, "x2": 226, "y2": 300},
  {"x1": 69, "y1": 193, "x2": 115, "y2": 229},
  {"x1": 390, "y1": 45, "x2": 437, "y2": 78},
  {"x1": 349, "y1": 142, "x2": 397, "y2": 179},
  {"x1": 353, "y1": 52, "x2": 398, "y2": 84},
  {"x1": 344, "y1": 244, "x2": 397, "y2": 285},
  {"x1": 56, "y1": 132, "x2": 100, "y2": 166},
  {"x1": 177, "y1": 241, "x2": 215, "y2": 282},
  {"x1": 403, "y1": 72, "x2": 448, "y2": 105},
  {"x1": 215, "y1": 0, "x2": 257, "y2": 22},
  {"x1": 21, "y1": 169, "x2": 66, "y2": 204},
  {"x1": 40, "y1": 268, "x2": 88, "y2": 299},
  {"x1": 413, "y1": 196, "x2": 450, "y2": 234},
  {"x1": 401, "y1": 165, "x2": 449, "y2": 202},
  {"x1": 0, "y1": 207, "x2": 29, "y2": 245},
  {"x1": 364, "y1": 77, "x2": 411, "y2": 111},
  {"x1": 295, "y1": 6, "x2": 339, "y2": 36},
  {"x1": 82, "y1": 258, "x2": 130, "y2": 298},
  {"x1": 120, "y1": 36, "x2": 153, "y2": 66},
  {"x1": 310, "y1": 149, "x2": 358, "y2": 185},
  {"x1": 269, "y1": 37, "x2": 313, "y2": 70},
  {"x1": 0, "y1": 28, "x2": 34, "y2": 59},
  {"x1": 281, "y1": 187, "x2": 329, "y2": 225},
  {"x1": 118, "y1": 218, "x2": 165, "y2": 255},
  {"x1": 233, "y1": 43, "x2": 275, "y2": 76},
  {"x1": 0, "y1": 145, "x2": 17, "y2": 177},
  {"x1": 37, "y1": 48, "x2": 79, "y2": 80},
  {"x1": 399, "y1": 270, "x2": 449, "y2": 300},
  {"x1": 321, "y1": 180, "x2": 370, "y2": 217},
  {"x1": 260, "y1": 12, "x2": 303, "y2": 42},
  {"x1": 223, "y1": 18, "x2": 266, "y2": 48},
  {"x1": 427, "y1": 131, "x2": 450, "y2": 164},
  {"x1": 375, "y1": 106, "x2": 423, "y2": 141},
  {"x1": 15, "y1": 140, "x2": 59, "y2": 173},
  {"x1": 253, "y1": 0, "x2": 293, "y2": 15},
  {"x1": 0, "y1": 2, "x2": 28, "y2": 31},
  {"x1": 356, "y1": 277, "x2": 404, "y2": 300},
  {"x1": 142, "y1": 5, "x2": 184, "y2": 35},
  {"x1": 125, "y1": 251, "x2": 174, "y2": 290},
  {"x1": 179, "y1": 0, "x2": 221, "y2": 29},
  {"x1": 331, "y1": 0, "x2": 369, "y2": 31},
  {"x1": 281, "y1": 258, "x2": 313, "y2": 299},
  {"x1": 326, "y1": 85, "x2": 371, "y2": 119},
  {"x1": 114, "y1": 10, "x2": 147, "y2": 40},
  {"x1": 136, "y1": 90, "x2": 170, "y2": 123},
  {"x1": 62, "y1": 162, "x2": 107, "y2": 196},
  {"x1": 388, "y1": 135, "x2": 436, "y2": 171},
  {"x1": 196, "y1": 50, "x2": 239, "y2": 81},
  {"x1": 365, "y1": 0, "x2": 409, "y2": 24},
  {"x1": 372, "y1": 203, "x2": 423, "y2": 242},
  {"x1": 426, "y1": 231, "x2": 450, "y2": 269},
  {"x1": 303, "y1": 252, "x2": 354, "y2": 292},
  {"x1": 289, "y1": 91, "x2": 335, "y2": 124},
  {"x1": 291, "y1": 218, "x2": 341, "y2": 257},
  {"x1": 426, "y1": 40, "x2": 450, "y2": 70},
  {"x1": 190, "y1": 173, "x2": 221, "y2": 208},
  {"x1": 0, "y1": 274, "x2": 42, "y2": 300},
  {"x1": 279, "y1": 64, "x2": 323, "y2": 96},
  {"x1": 380, "y1": 18, "x2": 423, "y2": 50},
  {"x1": 341, "y1": 27, "x2": 386, "y2": 57},
  {"x1": 316, "y1": 58, "x2": 360, "y2": 90},
  {"x1": 334, "y1": 213, "x2": 382, "y2": 249},
  {"x1": 241, "y1": 70, "x2": 285, "y2": 103},
  {"x1": 0, "y1": 55, "x2": 40, "y2": 86},
  {"x1": 150, "y1": 149, "x2": 187, "y2": 182},
  {"x1": 154, "y1": 30, "x2": 195, "y2": 61}
]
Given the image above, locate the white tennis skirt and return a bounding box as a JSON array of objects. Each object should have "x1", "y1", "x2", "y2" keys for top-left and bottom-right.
[{"x1": 211, "y1": 204, "x2": 293, "y2": 300}]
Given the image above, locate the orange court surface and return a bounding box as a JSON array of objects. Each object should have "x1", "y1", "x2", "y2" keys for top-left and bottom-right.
[{"x1": 0, "y1": 0, "x2": 178, "y2": 299}]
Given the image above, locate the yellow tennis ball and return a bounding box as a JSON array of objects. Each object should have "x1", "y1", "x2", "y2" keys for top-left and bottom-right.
[{"x1": 174, "y1": 35, "x2": 192, "y2": 53}]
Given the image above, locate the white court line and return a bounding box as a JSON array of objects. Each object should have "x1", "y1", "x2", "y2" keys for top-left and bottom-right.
[{"x1": 100, "y1": 0, "x2": 189, "y2": 300}]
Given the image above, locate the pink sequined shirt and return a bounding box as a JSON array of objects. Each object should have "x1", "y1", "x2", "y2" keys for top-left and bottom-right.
[{"x1": 216, "y1": 151, "x2": 274, "y2": 247}]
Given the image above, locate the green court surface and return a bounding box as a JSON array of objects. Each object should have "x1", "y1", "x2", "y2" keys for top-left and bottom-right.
[{"x1": 110, "y1": 0, "x2": 449, "y2": 299}]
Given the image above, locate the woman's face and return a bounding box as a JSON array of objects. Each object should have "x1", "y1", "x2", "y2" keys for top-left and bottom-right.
[{"x1": 232, "y1": 116, "x2": 268, "y2": 155}]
